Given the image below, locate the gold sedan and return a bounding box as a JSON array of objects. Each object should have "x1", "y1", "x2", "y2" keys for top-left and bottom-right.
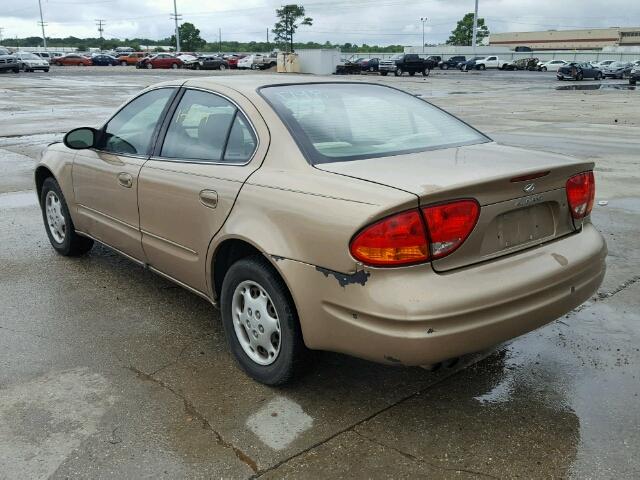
[{"x1": 35, "y1": 77, "x2": 606, "y2": 384}]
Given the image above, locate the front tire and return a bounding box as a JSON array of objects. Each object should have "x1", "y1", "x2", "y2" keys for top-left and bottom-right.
[
  {"x1": 221, "y1": 256, "x2": 308, "y2": 385},
  {"x1": 394, "y1": 67, "x2": 402, "y2": 76},
  {"x1": 171, "y1": 63, "x2": 179, "y2": 69},
  {"x1": 479, "y1": 64, "x2": 486, "y2": 70},
  {"x1": 40, "y1": 177, "x2": 93, "y2": 256},
  {"x1": 120, "y1": 61, "x2": 127, "y2": 66},
  {"x1": 146, "y1": 62, "x2": 153, "y2": 69},
  {"x1": 219, "y1": 64, "x2": 227, "y2": 70},
  {"x1": 422, "y1": 68, "x2": 430, "y2": 77}
]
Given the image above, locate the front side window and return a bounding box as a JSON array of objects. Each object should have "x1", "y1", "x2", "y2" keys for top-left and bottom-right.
[
  {"x1": 261, "y1": 83, "x2": 488, "y2": 165},
  {"x1": 160, "y1": 89, "x2": 256, "y2": 163},
  {"x1": 100, "y1": 88, "x2": 174, "y2": 155}
]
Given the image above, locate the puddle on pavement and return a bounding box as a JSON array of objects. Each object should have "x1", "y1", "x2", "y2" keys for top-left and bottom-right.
[
  {"x1": 556, "y1": 84, "x2": 637, "y2": 91},
  {"x1": 0, "y1": 190, "x2": 38, "y2": 209}
]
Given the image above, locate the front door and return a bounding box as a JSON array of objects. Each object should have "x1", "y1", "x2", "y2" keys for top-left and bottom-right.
[
  {"x1": 137, "y1": 87, "x2": 268, "y2": 294},
  {"x1": 72, "y1": 87, "x2": 176, "y2": 260}
]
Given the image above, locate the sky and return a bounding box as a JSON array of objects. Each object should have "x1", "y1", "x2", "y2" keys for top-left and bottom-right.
[{"x1": 1, "y1": 0, "x2": 639, "y2": 46}]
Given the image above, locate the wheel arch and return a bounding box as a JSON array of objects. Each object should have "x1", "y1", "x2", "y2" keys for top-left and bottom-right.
[
  {"x1": 34, "y1": 165, "x2": 56, "y2": 206},
  {"x1": 209, "y1": 236, "x2": 294, "y2": 306}
]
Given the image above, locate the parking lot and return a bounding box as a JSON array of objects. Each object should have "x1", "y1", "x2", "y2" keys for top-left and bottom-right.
[{"x1": 1, "y1": 66, "x2": 639, "y2": 479}]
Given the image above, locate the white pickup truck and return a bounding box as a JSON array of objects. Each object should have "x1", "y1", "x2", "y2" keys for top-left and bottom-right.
[{"x1": 473, "y1": 56, "x2": 510, "y2": 70}]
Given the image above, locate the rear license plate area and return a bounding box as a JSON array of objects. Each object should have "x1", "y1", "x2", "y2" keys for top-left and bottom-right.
[{"x1": 496, "y1": 203, "x2": 555, "y2": 250}]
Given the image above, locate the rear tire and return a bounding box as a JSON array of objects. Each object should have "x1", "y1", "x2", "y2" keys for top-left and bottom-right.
[
  {"x1": 219, "y1": 64, "x2": 227, "y2": 70},
  {"x1": 40, "y1": 177, "x2": 93, "y2": 257},
  {"x1": 576, "y1": 72, "x2": 583, "y2": 81},
  {"x1": 171, "y1": 63, "x2": 179, "y2": 69},
  {"x1": 479, "y1": 64, "x2": 486, "y2": 70},
  {"x1": 146, "y1": 63, "x2": 153, "y2": 69},
  {"x1": 422, "y1": 68, "x2": 430, "y2": 77},
  {"x1": 394, "y1": 67, "x2": 402, "y2": 76},
  {"x1": 120, "y1": 61, "x2": 127, "y2": 66},
  {"x1": 221, "y1": 255, "x2": 308, "y2": 385}
]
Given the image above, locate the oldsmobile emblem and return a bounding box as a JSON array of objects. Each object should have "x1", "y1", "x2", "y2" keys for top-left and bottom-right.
[{"x1": 523, "y1": 183, "x2": 536, "y2": 193}]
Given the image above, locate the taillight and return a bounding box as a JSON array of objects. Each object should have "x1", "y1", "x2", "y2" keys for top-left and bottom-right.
[
  {"x1": 566, "y1": 171, "x2": 595, "y2": 219},
  {"x1": 350, "y1": 210, "x2": 429, "y2": 266},
  {"x1": 422, "y1": 200, "x2": 480, "y2": 259},
  {"x1": 349, "y1": 199, "x2": 480, "y2": 267}
]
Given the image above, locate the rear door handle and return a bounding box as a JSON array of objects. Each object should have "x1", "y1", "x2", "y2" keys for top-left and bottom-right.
[
  {"x1": 117, "y1": 172, "x2": 133, "y2": 188},
  {"x1": 199, "y1": 189, "x2": 218, "y2": 209}
]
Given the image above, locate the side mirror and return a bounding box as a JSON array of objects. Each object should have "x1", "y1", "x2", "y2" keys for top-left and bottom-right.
[{"x1": 64, "y1": 127, "x2": 97, "y2": 150}]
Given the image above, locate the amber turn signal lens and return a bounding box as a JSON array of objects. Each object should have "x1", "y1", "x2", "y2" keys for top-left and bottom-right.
[{"x1": 350, "y1": 210, "x2": 429, "y2": 267}]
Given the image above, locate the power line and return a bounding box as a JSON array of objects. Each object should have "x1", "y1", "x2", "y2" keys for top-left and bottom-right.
[
  {"x1": 37, "y1": 0, "x2": 48, "y2": 49},
  {"x1": 95, "y1": 19, "x2": 105, "y2": 38},
  {"x1": 170, "y1": 0, "x2": 182, "y2": 52}
]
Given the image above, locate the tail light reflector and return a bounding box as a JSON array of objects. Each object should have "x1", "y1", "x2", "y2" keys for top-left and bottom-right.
[
  {"x1": 422, "y1": 200, "x2": 480, "y2": 259},
  {"x1": 350, "y1": 199, "x2": 480, "y2": 267},
  {"x1": 566, "y1": 171, "x2": 595, "y2": 219},
  {"x1": 350, "y1": 210, "x2": 429, "y2": 266}
]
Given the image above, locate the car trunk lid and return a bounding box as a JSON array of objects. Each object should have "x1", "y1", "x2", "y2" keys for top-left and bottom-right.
[{"x1": 316, "y1": 142, "x2": 593, "y2": 271}]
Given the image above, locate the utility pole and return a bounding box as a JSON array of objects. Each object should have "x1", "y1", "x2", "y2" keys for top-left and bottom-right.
[
  {"x1": 420, "y1": 17, "x2": 427, "y2": 53},
  {"x1": 95, "y1": 19, "x2": 105, "y2": 50},
  {"x1": 472, "y1": 0, "x2": 479, "y2": 54},
  {"x1": 0, "y1": 28, "x2": 4, "y2": 44},
  {"x1": 37, "y1": 0, "x2": 48, "y2": 50},
  {"x1": 219, "y1": 27, "x2": 222, "y2": 52},
  {"x1": 170, "y1": 0, "x2": 181, "y2": 52},
  {"x1": 266, "y1": 28, "x2": 269, "y2": 47}
]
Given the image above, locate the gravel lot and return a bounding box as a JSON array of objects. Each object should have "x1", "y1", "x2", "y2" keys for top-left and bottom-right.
[{"x1": 1, "y1": 65, "x2": 639, "y2": 479}]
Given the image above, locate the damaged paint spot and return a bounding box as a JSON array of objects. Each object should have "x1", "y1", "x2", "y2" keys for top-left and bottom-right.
[
  {"x1": 384, "y1": 355, "x2": 402, "y2": 363},
  {"x1": 552, "y1": 253, "x2": 569, "y2": 266},
  {"x1": 271, "y1": 255, "x2": 286, "y2": 262},
  {"x1": 427, "y1": 328, "x2": 435, "y2": 334},
  {"x1": 315, "y1": 266, "x2": 370, "y2": 287}
]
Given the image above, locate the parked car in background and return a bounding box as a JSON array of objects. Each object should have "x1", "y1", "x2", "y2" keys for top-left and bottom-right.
[
  {"x1": 439, "y1": 56, "x2": 466, "y2": 70},
  {"x1": 37, "y1": 78, "x2": 606, "y2": 385},
  {"x1": 460, "y1": 56, "x2": 484, "y2": 71},
  {"x1": 14, "y1": 52, "x2": 50, "y2": 71},
  {"x1": 137, "y1": 53, "x2": 182, "y2": 69},
  {"x1": 238, "y1": 53, "x2": 277, "y2": 70},
  {"x1": 557, "y1": 62, "x2": 602, "y2": 80},
  {"x1": 602, "y1": 62, "x2": 633, "y2": 79},
  {"x1": 117, "y1": 52, "x2": 149, "y2": 66},
  {"x1": 629, "y1": 67, "x2": 639, "y2": 85},
  {"x1": 0, "y1": 53, "x2": 20, "y2": 73},
  {"x1": 224, "y1": 54, "x2": 245, "y2": 69},
  {"x1": 91, "y1": 54, "x2": 120, "y2": 66},
  {"x1": 177, "y1": 53, "x2": 198, "y2": 63},
  {"x1": 537, "y1": 59, "x2": 568, "y2": 72},
  {"x1": 378, "y1": 54, "x2": 431, "y2": 76},
  {"x1": 55, "y1": 54, "x2": 92, "y2": 66},
  {"x1": 184, "y1": 55, "x2": 229, "y2": 70},
  {"x1": 474, "y1": 56, "x2": 510, "y2": 70},
  {"x1": 504, "y1": 57, "x2": 540, "y2": 71},
  {"x1": 359, "y1": 57, "x2": 379, "y2": 72},
  {"x1": 593, "y1": 60, "x2": 615, "y2": 69},
  {"x1": 0, "y1": 47, "x2": 10, "y2": 56},
  {"x1": 335, "y1": 58, "x2": 362, "y2": 75}
]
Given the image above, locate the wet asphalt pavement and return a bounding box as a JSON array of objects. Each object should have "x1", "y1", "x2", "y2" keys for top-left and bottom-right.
[{"x1": 0, "y1": 66, "x2": 639, "y2": 479}]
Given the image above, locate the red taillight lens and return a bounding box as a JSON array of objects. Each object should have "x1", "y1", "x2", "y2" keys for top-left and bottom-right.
[
  {"x1": 421, "y1": 200, "x2": 480, "y2": 259},
  {"x1": 566, "y1": 171, "x2": 595, "y2": 219},
  {"x1": 350, "y1": 199, "x2": 480, "y2": 267},
  {"x1": 350, "y1": 210, "x2": 429, "y2": 266}
]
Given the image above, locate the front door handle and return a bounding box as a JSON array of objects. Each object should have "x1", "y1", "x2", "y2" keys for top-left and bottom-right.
[
  {"x1": 117, "y1": 172, "x2": 133, "y2": 188},
  {"x1": 199, "y1": 189, "x2": 218, "y2": 209}
]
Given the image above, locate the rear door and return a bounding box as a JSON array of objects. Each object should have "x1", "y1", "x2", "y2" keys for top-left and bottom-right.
[
  {"x1": 137, "y1": 86, "x2": 269, "y2": 293},
  {"x1": 72, "y1": 87, "x2": 177, "y2": 261}
]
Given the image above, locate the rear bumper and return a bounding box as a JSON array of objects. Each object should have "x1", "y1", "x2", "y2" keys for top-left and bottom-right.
[{"x1": 276, "y1": 223, "x2": 606, "y2": 366}]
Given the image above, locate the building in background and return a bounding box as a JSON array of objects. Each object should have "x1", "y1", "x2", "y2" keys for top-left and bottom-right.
[{"x1": 490, "y1": 27, "x2": 640, "y2": 50}]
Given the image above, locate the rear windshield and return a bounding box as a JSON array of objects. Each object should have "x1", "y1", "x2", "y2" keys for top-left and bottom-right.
[{"x1": 260, "y1": 83, "x2": 488, "y2": 164}]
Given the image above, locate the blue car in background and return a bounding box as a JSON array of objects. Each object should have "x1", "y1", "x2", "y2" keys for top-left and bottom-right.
[{"x1": 91, "y1": 54, "x2": 119, "y2": 66}]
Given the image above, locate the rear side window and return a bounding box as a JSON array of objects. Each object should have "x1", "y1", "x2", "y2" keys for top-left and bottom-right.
[
  {"x1": 160, "y1": 89, "x2": 256, "y2": 163},
  {"x1": 260, "y1": 83, "x2": 488, "y2": 165}
]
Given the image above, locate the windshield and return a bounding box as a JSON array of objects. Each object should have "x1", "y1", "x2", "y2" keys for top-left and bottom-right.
[
  {"x1": 610, "y1": 62, "x2": 627, "y2": 68},
  {"x1": 20, "y1": 53, "x2": 40, "y2": 59},
  {"x1": 260, "y1": 83, "x2": 489, "y2": 165},
  {"x1": 391, "y1": 54, "x2": 403, "y2": 60}
]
